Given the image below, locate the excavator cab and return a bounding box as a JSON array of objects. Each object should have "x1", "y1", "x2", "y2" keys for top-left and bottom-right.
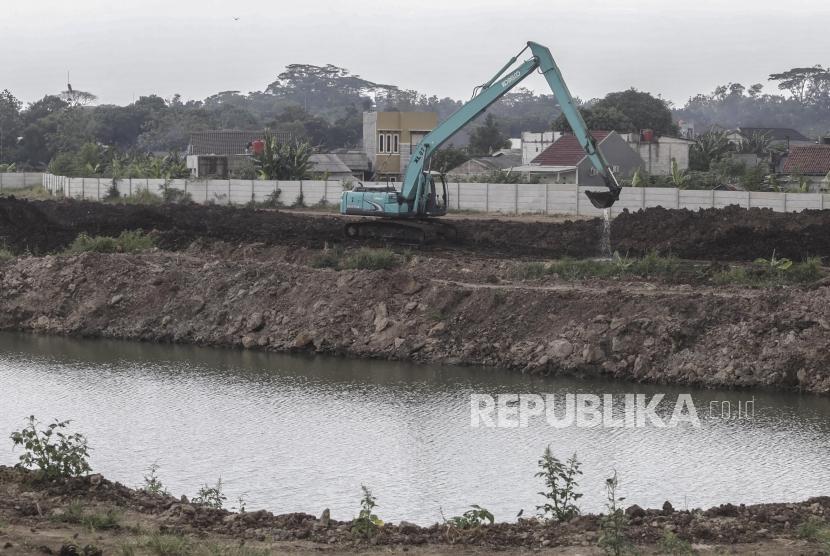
[{"x1": 424, "y1": 173, "x2": 449, "y2": 216}]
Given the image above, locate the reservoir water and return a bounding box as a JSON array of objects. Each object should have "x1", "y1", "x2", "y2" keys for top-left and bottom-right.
[{"x1": 1, "y1": 332, "x2": 828, "y2": 524}]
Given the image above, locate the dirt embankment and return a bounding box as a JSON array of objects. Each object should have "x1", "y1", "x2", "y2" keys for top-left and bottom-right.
[
  {"x1": 0, "y1": 465, "x2": 828, "y2": 555},
  {"x1": 4, "y1": 197, "x2": 830, "y2": 260},
  {"x1": 1, "y1": 242, "x2": 829, "y2": 395}
]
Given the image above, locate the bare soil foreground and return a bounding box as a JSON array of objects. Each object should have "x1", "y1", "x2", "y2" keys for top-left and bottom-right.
[{"x1": 0, "y1": 466, "x2": 828, "y2": 555}]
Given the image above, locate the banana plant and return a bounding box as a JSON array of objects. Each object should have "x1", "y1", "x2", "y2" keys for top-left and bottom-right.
[{"x1": 754, "y1": 250, "x2": 793, "y2": 271}]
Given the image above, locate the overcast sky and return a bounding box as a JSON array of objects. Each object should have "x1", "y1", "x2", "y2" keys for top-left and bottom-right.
[{"x1": 3, "y1": 0, "x2": 830, "y2": 107}]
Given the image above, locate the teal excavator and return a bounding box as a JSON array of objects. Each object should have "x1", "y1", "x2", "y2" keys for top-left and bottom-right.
[{"x1": 340, "y1": 41, "x2": 622, "y2": 241}]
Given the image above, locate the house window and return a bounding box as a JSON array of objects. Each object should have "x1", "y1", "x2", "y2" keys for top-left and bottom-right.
[
  {"x1": 378, "y1": 132, "x2": 400, "y2": 154},
  {"x1": 589, "y1": 167, "x2": 598, "y2": 176}
]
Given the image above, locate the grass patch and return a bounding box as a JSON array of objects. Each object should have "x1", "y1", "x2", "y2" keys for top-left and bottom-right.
[
  {"x1": 51, "y1": 501, "x2": 120, "y2": 531},
  {"x1": 109, "y1": 188, "x2": 163, "y2": 205},
  {"x1": 797, "y1": 517, "x2": 830, "y2": 541},
  {"x1": 657, "y1": 530, "x2": 695, "y2": 555},
  {"x1": 341, "y1": 248, "x2": 401, "y2": 270},
  {"x1": 713, "y1": 257, "x2": 823, "y2": 286},
  {"x1": 65, "y1": 230, "x2": 155, "y2": 254},
  {"x1": 0, "y1": 185, "x2": 53, "y2": 200},
  {"x1": 516, "y1": 251, "x2": 681, "y2": 281},
  {"x1": 309, "y1": 246, "x2": 402, "y2": 271},
  {"x1": 119, "y1": 534, "x2": 272, "y2": 556}
]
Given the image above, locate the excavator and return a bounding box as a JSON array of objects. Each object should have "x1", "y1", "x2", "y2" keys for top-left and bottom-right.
[{"x1": 340, "y1": 41, "x2": 622, "y2": 242}]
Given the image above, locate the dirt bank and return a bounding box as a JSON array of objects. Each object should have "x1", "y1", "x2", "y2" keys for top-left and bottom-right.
[
  {"x1": 0, "y1": 466, "x2": 827, "y2": 555},
  {"x1": 1, "y1": 243, "x2": 829, "y2": 395},
  {"x1": 4, "y1": 197, "x2": 830, "y2": 261}
]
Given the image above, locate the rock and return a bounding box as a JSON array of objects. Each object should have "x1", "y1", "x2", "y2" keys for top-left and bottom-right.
[
  {"x1": 161, "y1": 315, "x2": 172, "y2": 326},
  {"x1": 374, "y1": 317, "x2": 390, "y2": 333},
  {"x1": 625, "y1": 504, "x2": 645, "y2": 518},
  {"x1": 662, "y1": 501, "x2": 674, "y2": 515},
  {"x1": 404, "y1": 301, "x2": 418, "y2": 312},
  {"x1": 394, "y1": 337, "x2": 405, "y2": 349},
  {"x1": 582, "y1": 344, "x2": 604, "y2": 364},
  {"x1": 247, "y1": 312, "x2": 265, "y2": 332},
  {"x1": 89, "y1": 474, "x2": 103, "y2": 486},
  {"x1": 110, "y1": 294, "x2": 124, "y2": 305},
  {"x1": 548, "y1": 339, "x2": 573, "y2": 359},
  {"x1": 241, "y1": 335, "x2": 257, "y2": 349},
  {"x1": 293, "y1": 332, "x2": 315, "y2": 348},
  {"x1": 429, "y1": 322, "x2": 447, "y2": 336},
  {"x1": 319, "y1": 508, "x2": 330, "y2": 528}
]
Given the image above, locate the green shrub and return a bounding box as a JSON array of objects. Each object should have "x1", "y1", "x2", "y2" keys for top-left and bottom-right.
[
  {"x1": 161, "y1": 187, "x2": 192, "y2": 204},
  {"x1": 341, "y1": 248, "x2": 401, "y2": 270},
  {"x1": 143, "y1": 462, "x2": 169, "y2": 496},
  {"x1": 351, "y1": 485, "x2": 383, "y2": 539},
  {"x1": 0, "y1": 247, "x2": 14, "y2": 261},
  {"x1": 714, "y1": 256, "x2": 824, "y2": 286},
  {"x1": 193, "y1": 478, "x2": 226, "y2": 509},
  {"x1": 597, "y1": 471, "x2": 635, "y2": 556},
  {"x1": 447, "y1": 505, "x2": 494, "y2": 529},
  {"x1": 657, "y1": 530, "x2": 694, "y2": 555},
  {"x1": 66, "y1": 230, "x2": 154, "y2": 254},
  {"x1": 10, "y1": 416, "x2": 91, "y2": 479},
  {"x1": 536, "y1": 447, "x2": 582, "y2": 522}
]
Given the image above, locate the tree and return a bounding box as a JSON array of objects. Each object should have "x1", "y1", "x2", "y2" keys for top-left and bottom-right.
[
  {"x1": 689, "y1": 130, "x2": 732, "y2": 171},
  {"x1": 255, "y1": 131, "x2": 312, "y2": 180},
  {"x1": 593, "y1": 89, "x2": 677, "y2": 135},
  {"x1": 768, "y1": 66, "x2": 830, "y2": 104},
  {"x1": 554, "y1": 105, "x2": 633, "y2": 133},
  {"x1": 432, "y1": 145, "x2": 469, "y2": 174},
  {"x1": 0, "y1": 89, "x2": 23, "y2": 163},
  {"x1": 468, "y1": 114, "x2": 510, "y2": 155}
]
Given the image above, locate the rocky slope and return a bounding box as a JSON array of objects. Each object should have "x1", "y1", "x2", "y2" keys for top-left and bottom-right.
[{"x1": 1, "y1": 244, "x2": 829, "y2": 395}]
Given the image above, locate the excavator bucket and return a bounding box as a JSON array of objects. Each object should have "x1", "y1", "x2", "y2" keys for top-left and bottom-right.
[{"x1": 585, "y1": 188, "x2": 621, "y2": 209}]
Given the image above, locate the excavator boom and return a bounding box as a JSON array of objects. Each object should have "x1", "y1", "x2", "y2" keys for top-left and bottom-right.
[{"x1": 340, "y1": 41, "x2": 621, "y2": 238}]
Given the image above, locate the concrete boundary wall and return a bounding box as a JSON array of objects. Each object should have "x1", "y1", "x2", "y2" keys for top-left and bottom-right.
[
  {"x1": 42, "y1": 174, "x2": 830, "y2": 216},
  {"x1": 0, "y1": 173, "x2": 44, "y2": 190}
]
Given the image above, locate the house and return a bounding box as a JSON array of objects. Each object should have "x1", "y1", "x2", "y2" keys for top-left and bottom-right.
[
  {"x1": 363, "y1": 111, "x2": 438, "y2": 182},
  {"x1": 619, "y1": 133, "x2": 694, "y2": 175},
  {"x1": 446, "y1": 150, "x2": 523, "y2": 179},
  {"x1": 308, "y1": 154, "x2": 355, "y2": 181},
  {"x1": 781, "y1": 145, "x2": 830, "y2": 190},
  {"x1": 187, "y1": 130, "x2": 291, "y2": 178},
  {"x1": 520, "y1": 131, "x2": 563, "y2": 164},
  {"x1": 727, "y1": 127, "x2": 814, "y2": 149},
  {"x1": 530, "y1": 131, "x2": 644, "y2": 186},
  {"x1": 328, "y1": 149, "x2": 372, "y2": 181}
]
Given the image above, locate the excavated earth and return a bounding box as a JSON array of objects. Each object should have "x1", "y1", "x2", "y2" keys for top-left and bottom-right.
[
  {"x1": 4, "y1": 197, "x2": 830, "y2": 260},
  {"x1": 0, "y1": 466, "x2": 828, "y2": 554}
]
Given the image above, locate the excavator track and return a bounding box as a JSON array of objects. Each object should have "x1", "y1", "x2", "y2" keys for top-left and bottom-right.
[{"x1": 344, "y1": 218, "x2": 458, "y2": 244}]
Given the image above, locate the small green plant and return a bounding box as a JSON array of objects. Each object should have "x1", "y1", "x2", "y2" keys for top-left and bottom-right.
[
  {"x1": 10, "y1": 416, "x2": 91, "y2": 479},
  {"x1": 754, "y1": 249, "x2": 792, "y2": 271},
  {"x1": 447, "y1": 505, "x2": 494, "y2": 529},
  {"x1": 140, "y1": 533, "x2": 192, "y2": 555},
  {"x1": 292, "y1": 191, "x2": 306, "y2": 208},
  {"x1": 535, "y1": 447, "x2": 582, "y2": 522},
  {"x1": 310, "y1": 244, "x2": 344, "y2": 268},
  {"x1": 233, "y1": 493, "x2": 248, "y2": 513},
  {"x1": 351, "y1": 485, "x2": 384, "y2": 539},
  {"x1": 341, "y1": 248, "x2": 401, "y2": 270},
  {"x1": 142, "y1": 462, "x2": 168, "y2": 496},
  {"x1": 0, "y1": 246, "x2": 14, "y2": 261},
  {"x1": 657, "y1": 531, "x2": 695, "y2": 555},
  {"x1": 193, "y1": 478, "x2": 226, "y2": 509},
  {"x1": 66, "y1": 230, "x2": 154, "y2": 254},
  {"x1": 597, "y1": 471, "x2": 635, "y2": 556}
]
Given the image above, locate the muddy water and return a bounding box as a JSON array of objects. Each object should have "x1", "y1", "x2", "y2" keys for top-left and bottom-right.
[{"x1": 1, "y1": 332, "x2": 828, "y2": 524}]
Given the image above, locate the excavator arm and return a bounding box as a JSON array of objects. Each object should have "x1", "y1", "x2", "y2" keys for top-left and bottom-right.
[
  {"x1": 340, "y1": 41, "x2": 622, "y2": 230},
  {"x1": 399, "y1": 41, "x2": 622, "y2": 211}
]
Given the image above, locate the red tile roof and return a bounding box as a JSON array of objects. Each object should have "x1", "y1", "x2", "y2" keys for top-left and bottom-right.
[
  {"x1": 531, "y1": 131, "x2": 611, "y2": 166},
  {"x1": 782, "y1": 145, "x2": 830, "y2": 175}
]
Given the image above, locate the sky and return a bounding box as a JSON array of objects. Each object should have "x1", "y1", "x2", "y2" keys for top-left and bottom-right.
[{"x1": 3, "y1": 0, "x2": 830, "y2": 107}]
